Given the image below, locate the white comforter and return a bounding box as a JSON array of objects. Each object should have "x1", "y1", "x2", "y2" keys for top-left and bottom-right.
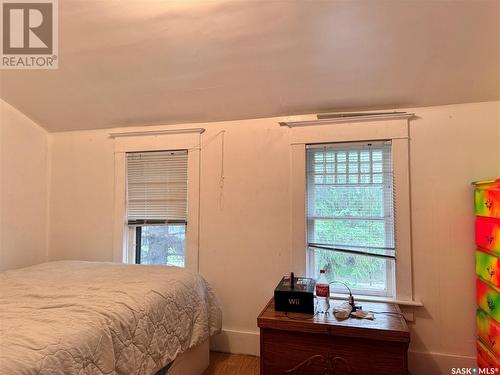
[{"x1": 0, "y1": 261, "x2": 221, "y2": 375}]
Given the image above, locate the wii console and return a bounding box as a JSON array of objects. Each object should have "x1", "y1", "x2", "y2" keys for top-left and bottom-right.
[{"x1": 274, "y1": 273, "x2": 315, "y2": 314}]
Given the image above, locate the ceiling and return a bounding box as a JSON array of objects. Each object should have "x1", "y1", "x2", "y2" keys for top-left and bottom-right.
[{"x1": 1, "y1": 0, "x2": 499, "y2": 132}]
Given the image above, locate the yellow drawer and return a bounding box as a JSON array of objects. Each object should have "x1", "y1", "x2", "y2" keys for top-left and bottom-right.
[
  {"x1": 475, "y1": 179, "x2": 500, "y2": 218},
  {"x1": 477, "y1": 250, "x2": 500, "y2": 288},
  {"x1": 477, "y1": 308, "x2": 500, "y2": 358}
]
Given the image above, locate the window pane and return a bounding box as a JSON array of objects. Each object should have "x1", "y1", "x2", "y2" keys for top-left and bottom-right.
[
  {"x1": 310, "y1": 219, "x2": 386, "y2": 248},
  {"x1": 337, "y1": 152, "x2": 346, "y2": 162},
  {"x1": 372, "y1": 150, "x2": 382, "y2": 161},
  {"x1": 373, "y1": 162, "x2": 383, "y2": 173},
  {"x1": 360, "y1": 174, "x2": 371, "y2": 183},
  {"x1": 348, "y1": 163, "x2": 358, "y2": 173},
  {"x1": 311, "y1": 186, "x2": 385, "y2": 217},
  {"x1": 139, "y1": 225, "x2": 185, "y2": 267},
  {"x1": 312, "y1": 248, "x2": 390, "y2": 293},
  {"x1": 348, "y1": 175, "x2": 358, "y2": 184},
  {"x1": 360, "y1": 163, "x2": 370, "y2": 173},
  {"x1": 314, "y1": 163, "x2": 324, "y2": 173}
]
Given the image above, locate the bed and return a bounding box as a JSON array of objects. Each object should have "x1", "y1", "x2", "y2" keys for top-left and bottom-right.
[{"x1": 0, "y1": 261, "x2": 222, "y2": 375}]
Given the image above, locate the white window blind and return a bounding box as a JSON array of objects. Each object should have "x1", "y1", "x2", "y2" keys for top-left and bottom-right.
[
  {"x1": 126, "y1": 150, "x2": 188, "y2": 225},
  {"x1": 306, "y1": 141, "x2": 395, "y2": 259}
]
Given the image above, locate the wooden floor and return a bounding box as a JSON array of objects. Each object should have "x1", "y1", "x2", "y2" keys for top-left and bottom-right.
[{"x1": 203, "y1": 351, "x2": 259, "y2": 375}]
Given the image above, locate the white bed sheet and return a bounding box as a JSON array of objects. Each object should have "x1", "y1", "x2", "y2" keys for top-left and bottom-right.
[{"x1": 0, "y1": 261, "x2": 221, "y2": 375}]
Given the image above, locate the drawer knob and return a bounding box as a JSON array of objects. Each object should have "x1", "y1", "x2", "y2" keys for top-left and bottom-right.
[
  {"x1": 485, "y1": 199, "x2": 493, "y2": 210},
  {"x1": 487, "y1": 265, "x2": 496, "y2": 278},
  {"x1": 487, "y1": 296, "x2": 496, "y2": 312},
  {"x1": 488, "y1": 335, "x2": 496, "y2": 347},
  {"x1": 486, "y1": 235, "x2": 494, "y2": 245},
  {"x1": 285, "y1": 353, "x2": 357, "y2": 374}
]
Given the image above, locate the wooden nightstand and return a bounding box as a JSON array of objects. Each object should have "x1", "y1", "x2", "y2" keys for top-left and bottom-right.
[{"x1": 257, "y1": 297, "x2": 410, "y2": 375}]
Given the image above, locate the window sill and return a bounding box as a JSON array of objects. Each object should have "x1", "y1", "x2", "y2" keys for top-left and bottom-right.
[{"x1": 330, "y1": 292, "x2": 423, "y2": 307}]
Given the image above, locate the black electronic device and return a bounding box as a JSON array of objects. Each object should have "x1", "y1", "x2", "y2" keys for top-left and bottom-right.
[{"x1": 274, "y1": 273, "x2": 315, "y2": 314}]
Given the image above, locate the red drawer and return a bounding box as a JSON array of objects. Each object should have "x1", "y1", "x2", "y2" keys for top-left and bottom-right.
[
  {"x1": 477, "y1": 279, "x2": 500, "y2": 322},
  {"x1": 476, "y1": 217, "x2": 500, "y2": 255},
  {"x1": 477, "y1": 339, "x2": 500, "y2": 368}
]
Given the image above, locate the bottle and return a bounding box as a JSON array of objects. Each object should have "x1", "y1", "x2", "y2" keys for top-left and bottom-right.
[{"x1": 315, "y1": 269, "x2": 330, "y2": 313}]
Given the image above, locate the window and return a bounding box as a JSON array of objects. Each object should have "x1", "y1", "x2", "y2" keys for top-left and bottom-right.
[
  {"x1": 126, "y1": 150, "x2": 188, "y2": 266},
  {"x1": 306, "y1": 141, "x2": 395, "y2": 297}
]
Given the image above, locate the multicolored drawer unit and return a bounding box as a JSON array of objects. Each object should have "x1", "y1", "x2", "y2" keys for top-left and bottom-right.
[{"x1": 474, "y1": 178, "x2": 500, "y2": 368}]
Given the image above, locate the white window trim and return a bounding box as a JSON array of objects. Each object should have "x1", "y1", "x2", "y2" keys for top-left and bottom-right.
[
  {"x1": 112, "y1": 129, "x2": 202, "y2": 271},
  {"x1": 288, "y1": 115, "x2": 418, "y2": 304}
]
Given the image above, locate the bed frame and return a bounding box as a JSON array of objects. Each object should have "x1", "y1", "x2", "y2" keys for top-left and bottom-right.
[{"x1": 156, "y1": 339, "x2": 210, "y2": 375}]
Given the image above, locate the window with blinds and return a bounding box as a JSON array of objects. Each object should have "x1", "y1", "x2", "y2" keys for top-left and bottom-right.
[
  {"x1": 127, "y1": 150, "x2": 188, "y2": 224},
  {"x1": 126, "y1": 150, "x2": 188, "y2": 266},
  {"x1": 306, "y1": 141, "x2": 395, "y2": 296}
]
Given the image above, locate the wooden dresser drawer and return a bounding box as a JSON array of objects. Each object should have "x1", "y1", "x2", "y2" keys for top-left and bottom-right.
[{"x1": 261, "y1": 328, "x2": 408, "y2": 375}]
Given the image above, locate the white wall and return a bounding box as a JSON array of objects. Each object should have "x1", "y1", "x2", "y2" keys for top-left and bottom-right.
[
  {"x1": 47, "y1": 101, "x2": 500, "y2": 374},
  {"x1": 0, "y1": 100, "x2": 49, "y2": 271},
  {"x1": 407, "y1": 102, "x2": 499, "y2": 373}
]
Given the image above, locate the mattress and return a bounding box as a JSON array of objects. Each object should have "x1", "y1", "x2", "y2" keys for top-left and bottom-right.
[{"x1": 0, "y1": 261, "x2": 222, "y2": 375}]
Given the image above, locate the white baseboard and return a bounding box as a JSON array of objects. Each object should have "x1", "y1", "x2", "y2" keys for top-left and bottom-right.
[
  {"x1": 409, "y1": 350, "x2": 476, "y2": 375},
  {"x1": 210, "y1": 329, "x2": 260, "y2": 356},
  {"x1": 210, "y1": 329, "x2": 477, "y2": 374}
]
